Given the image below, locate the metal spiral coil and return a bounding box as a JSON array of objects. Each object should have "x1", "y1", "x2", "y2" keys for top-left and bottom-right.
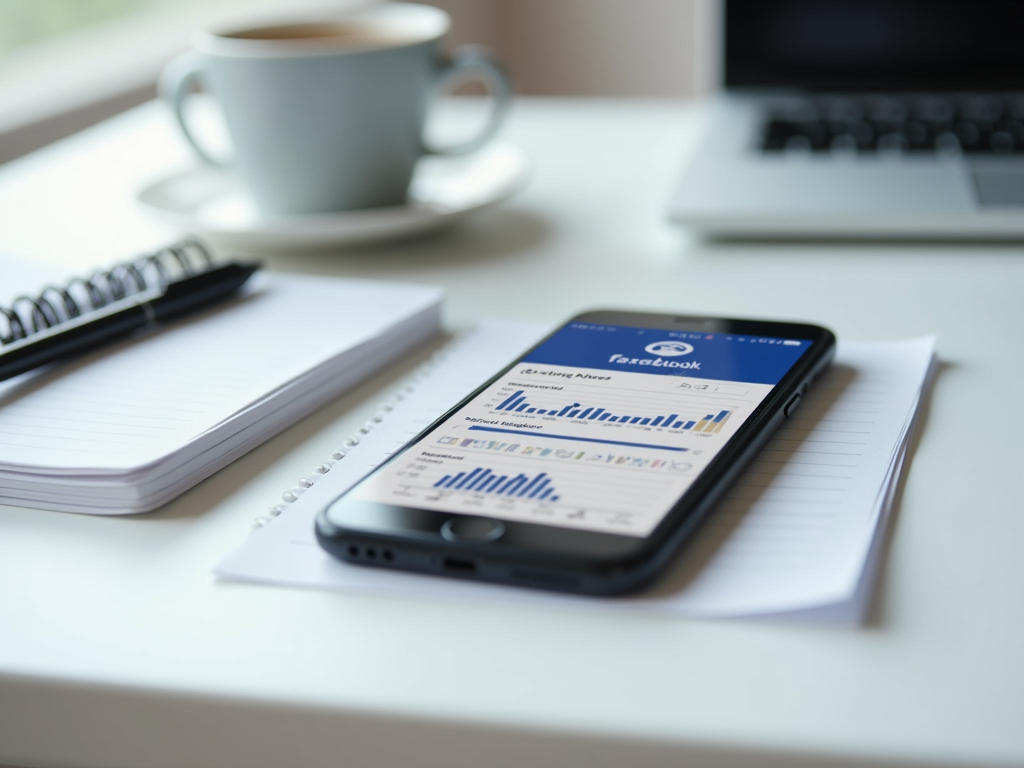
[{"x1": 1, "y1": 239, "x2": 213, "y2": 346}]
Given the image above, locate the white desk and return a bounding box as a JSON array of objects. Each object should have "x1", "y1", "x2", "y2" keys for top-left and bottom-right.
[{"x1": 1, "y1": 99, "x2": 1022, "y2": 768}]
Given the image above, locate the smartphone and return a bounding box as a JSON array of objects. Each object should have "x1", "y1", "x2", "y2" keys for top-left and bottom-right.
[{"x1": 316, "y1": 311, "x2": 836, "y2": 595}]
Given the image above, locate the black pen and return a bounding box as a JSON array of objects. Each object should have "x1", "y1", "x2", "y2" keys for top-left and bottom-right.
[{"x1": 0, "y1": 262, "x2": 260, "y2": 383}]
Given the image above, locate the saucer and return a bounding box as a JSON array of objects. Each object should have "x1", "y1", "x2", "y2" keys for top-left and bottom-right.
[{"x1": 136, "y1": 140, "x2": 529, "y2": 250}]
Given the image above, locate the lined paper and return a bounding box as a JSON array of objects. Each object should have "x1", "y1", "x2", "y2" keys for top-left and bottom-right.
[
  {"x1": 0, "y1": 274, "x2": 440, "y2": 471},
  {"x1": 216, "y1": 321, "x2": 935, "y2": 623},
  {"x1": 0, "y1": 267, "x2": 444, "y2": 513},
  {"x1": 644, "y1": 341, "x2": 932, "y2": 619}
]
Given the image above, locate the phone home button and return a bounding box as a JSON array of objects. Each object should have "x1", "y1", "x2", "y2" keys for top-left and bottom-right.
[{"x1": 441, "y1": 516, "x2": 505, "y2": 543}]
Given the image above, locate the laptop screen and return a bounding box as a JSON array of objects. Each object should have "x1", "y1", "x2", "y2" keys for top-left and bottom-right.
[{"x1": 726, "y1": 0, "x2": 1024, "y2": 91}]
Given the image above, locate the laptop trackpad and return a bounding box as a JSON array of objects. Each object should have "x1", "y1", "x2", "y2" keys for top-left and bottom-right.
[{"x1": 973, "y1": 169, "x2": 1024, "y2": 207}]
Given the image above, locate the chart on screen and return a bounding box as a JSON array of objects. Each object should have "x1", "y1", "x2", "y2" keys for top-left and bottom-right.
[{"x1": 355, "y1": 359, "x2": 777, "y2": 536}]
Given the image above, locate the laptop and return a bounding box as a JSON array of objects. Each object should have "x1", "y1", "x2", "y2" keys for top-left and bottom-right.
[{"x1": 667, "y1": 0, "x2": 1024, "y2": 239}]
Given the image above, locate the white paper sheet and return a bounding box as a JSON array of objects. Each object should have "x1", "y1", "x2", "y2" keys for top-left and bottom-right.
[
  {"x1": 0, "y1": 274, "x2": 441, "y2": 471},
  {"x1": 1, "y1": 264, "x2": 443, "y2": 513},
  {"x1": 216, "y1": 320, "x2": 935, "y2": 624}
]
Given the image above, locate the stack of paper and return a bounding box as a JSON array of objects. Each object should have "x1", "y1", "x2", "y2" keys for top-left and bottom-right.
[
  {"x1": 0, "y1": 271, "x2": 443, "y2": 514},
  {"x1": 217, "y1": 320, "x2": 935, "y2": 624}
]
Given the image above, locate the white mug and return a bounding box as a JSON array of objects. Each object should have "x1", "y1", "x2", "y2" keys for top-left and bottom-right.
[{"x1": 160, "y1": 3, "x2": 511, "y2": 216}]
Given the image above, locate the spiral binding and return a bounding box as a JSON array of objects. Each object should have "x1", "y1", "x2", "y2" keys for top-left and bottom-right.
[
  {"x1": 252, "y1": 333, "x2": 462, "y2": 531},
  {"x1": 1, "y1": 238, "x2": 214, "y2": 346}
]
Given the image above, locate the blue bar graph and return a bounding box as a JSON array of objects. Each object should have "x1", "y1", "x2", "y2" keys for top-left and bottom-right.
[
  {"x1": 494, "y1": 391, "x2": 733, "y2": 433},
  {"x1": 434, "y1": 466, "x2": 560, "y2": 501}
]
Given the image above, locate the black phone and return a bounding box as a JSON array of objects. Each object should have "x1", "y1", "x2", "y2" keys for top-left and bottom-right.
[{"x1": 315, "y1": 310, "x2": 836, "y2": 595}]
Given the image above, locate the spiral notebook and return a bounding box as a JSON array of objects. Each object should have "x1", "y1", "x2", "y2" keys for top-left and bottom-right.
[
  {"x1": 0, "y1": 241, "x2": 444, "y2": 514},
  {"x1": 217, "y1": 320, "x2": 936, "y2": 624}
]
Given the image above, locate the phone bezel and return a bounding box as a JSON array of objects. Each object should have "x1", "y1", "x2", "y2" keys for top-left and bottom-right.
[{"x1": 317, "y1": 310, "x2": 836, "y2": 594}]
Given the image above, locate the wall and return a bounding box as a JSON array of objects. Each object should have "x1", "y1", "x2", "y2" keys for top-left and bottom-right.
[{"x1": 432, "y1": 0, "x2": 716, "y2": 97}]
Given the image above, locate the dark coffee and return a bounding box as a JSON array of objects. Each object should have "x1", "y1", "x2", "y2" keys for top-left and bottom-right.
[{"x1": 223, "y1": 23, "x2": 421, "y2": 48}]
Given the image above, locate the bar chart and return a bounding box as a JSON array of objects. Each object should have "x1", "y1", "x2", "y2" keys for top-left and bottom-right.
[
  {"x1": 433, "y1": 467, "x2": 560, "y2": 501},
  {"x1": 494, "y1": 390, "x2": 733, "y2": 433}
]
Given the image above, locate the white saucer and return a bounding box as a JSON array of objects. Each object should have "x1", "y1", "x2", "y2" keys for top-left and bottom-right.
[{"x1": 136, "y1": 140, "x2": 529, "y2": 250}]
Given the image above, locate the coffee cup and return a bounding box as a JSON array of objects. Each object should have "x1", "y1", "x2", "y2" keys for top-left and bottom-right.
[{"x1": 160, "y1": 3, "x2": 511, "y2": 216}]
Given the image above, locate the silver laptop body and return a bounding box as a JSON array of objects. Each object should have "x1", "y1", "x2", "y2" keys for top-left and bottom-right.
[{"x1": 668, "y1": 0, "x2": 1024, "y2": 239}]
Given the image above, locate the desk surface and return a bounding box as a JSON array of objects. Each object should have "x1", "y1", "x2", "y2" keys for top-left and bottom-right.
[{"x1": 1, "y1": 98, "x2": 1022, "y2": 768}]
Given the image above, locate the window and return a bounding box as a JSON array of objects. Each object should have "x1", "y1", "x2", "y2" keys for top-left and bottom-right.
[{"x1": 0, "y1": 0, "x2": 315, "y2": 164}]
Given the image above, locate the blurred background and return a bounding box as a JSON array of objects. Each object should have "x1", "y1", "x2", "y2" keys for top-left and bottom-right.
[{"x1": 0, "y1": 0, "x2": 715, "y2": 163}]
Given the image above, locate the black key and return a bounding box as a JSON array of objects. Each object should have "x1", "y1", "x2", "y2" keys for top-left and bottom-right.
[
  {"x1": 989, "y1": 131, "x2": 1015, "y2": 152},
  {"x1": 762, "y1": 121, "x2": 793, "y2": 151},
  {"x1": 870, "y1": 97, "x2": 909, "y2": 123},
  {"x1": 877, "y1": 133, "x2": 908, "y2": 152},
  {"x1": 849, "y1": 120, "x2": 875, "y2": 150},
  {"x1": 821, "y1": 97, "x2": 863, "y2": 123},
  {"x1": 1004, "y1": 119, "x2": 1024, "y2": 144},
  {"x1": 914, "y1": 97, "x2": 955, "y2": 124},
  {"x1": 933, "y1": 131, "x2": 962, "y2": 154},
  {"x1": 905, "y1": 121, "x2": 931, "y2": 150},
  {"x1": 829, "y1": 134, "x2": 859, "y2": 152},
  {"x1": 761, "y1": 120, "x2": 828, "y2": 151},
  {"x1": 956, "y1": 120, "x2": 982, "y2": 148},
  {"x1": 960, "y1": 96, "x2": 1003, "y2": 122},
  {"x1": 1005, "y1": 98, "x2": 1024, "y2": 121}
]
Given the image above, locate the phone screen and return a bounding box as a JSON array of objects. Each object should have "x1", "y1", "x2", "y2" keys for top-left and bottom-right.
[{"x1": 352, "y1": 323, "x2": 811, "y2": 537}]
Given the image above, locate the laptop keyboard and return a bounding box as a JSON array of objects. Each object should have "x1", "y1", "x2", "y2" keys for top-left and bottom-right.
[{"x1": 761, "y1": 94, "x2": 1024, "y2": 154}]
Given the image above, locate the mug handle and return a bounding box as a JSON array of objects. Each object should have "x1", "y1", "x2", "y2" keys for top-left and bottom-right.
[
  {"x1": 425, "y1": 45, "x2": 512, "y2": 156},
  {"x1": 159, "y1": 51, "x2": 225, "y2": 167}
]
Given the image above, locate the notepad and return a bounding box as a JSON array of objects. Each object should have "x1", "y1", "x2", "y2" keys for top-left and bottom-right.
[
  {"x1": 216, "y1": 320, "x2": 935, "y2": 624},
  {"x1": 0, "y1": 262, "x2": 443, "y2": 514}
]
